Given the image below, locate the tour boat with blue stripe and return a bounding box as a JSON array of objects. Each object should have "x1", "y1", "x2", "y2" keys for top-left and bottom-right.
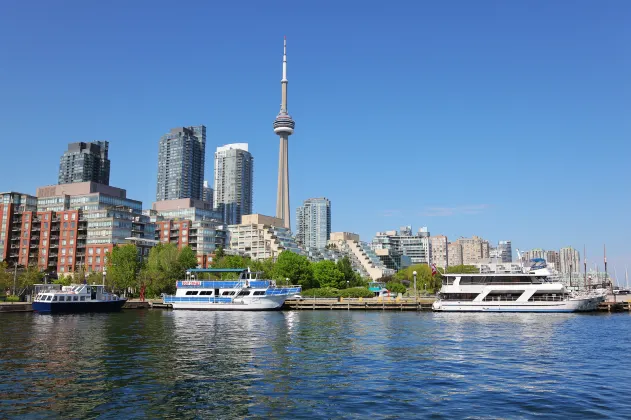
[
  {"x1": 432, "y1": 260, "x2": 606, "y2": 313},
  {"x1": 33, "y1": 284, "x2": 127, "y2": 314},
  {"x1": 163, "y1": 268, "x2": 301, "y2": 310}
]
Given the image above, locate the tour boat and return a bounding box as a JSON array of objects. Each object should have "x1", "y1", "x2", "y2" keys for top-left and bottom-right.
[
  {"x1": 163, "y1": 268, "x2": 301, "y2": 310},
  {"x1": 432, "y1": 261, "x2": 606, "y2": 313},
  {"x1": 33, "y1": 284, "x2": 127, "y2": 314}
]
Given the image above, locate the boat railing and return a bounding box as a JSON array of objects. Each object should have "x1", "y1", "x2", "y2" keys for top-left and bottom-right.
[
  {"x1": 164, "y1": 296, "x2": 241, "y2": 304},
  {"x1": 527, "y1": 296, "x2": 568, "y2": 302}
]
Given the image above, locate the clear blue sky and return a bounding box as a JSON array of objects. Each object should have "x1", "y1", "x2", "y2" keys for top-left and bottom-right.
[{"x1": 1, "y1": 1, "x2": 629, "y2": 277}]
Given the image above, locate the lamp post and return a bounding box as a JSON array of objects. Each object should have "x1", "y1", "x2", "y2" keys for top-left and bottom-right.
[
  {"x1": 347, "y1": 280, "x2": 350, "y2": 289},
  {"x1": 413, "y1": 270, "x2": 417, "y2": 302},
  {"x1": 285, "y1": 278, "x2": 289, "y2": 286},
  {"x1": 102, "y1": 269, "x2": 106, "y2": 286}
]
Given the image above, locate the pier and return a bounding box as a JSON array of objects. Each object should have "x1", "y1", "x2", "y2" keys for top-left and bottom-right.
[{"x1": 284, "y1": 297, "x2": 436, "y2": 311}]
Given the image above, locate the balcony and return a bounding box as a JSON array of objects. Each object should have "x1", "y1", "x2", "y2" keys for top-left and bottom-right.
[{"x1": 77, "y1": 235, "x2": 86, "y2": 239}]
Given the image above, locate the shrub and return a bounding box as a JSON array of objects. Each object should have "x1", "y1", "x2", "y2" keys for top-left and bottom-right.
[
  {"x1": 338, "y1": 287, "x2": 374, "y2": 298},
  {"x1": 301, "y1": 287, "x2": 340, "y2": 298},
  {"x1": 385, "y1": 282, "x2": 407, "y2": 295},
  {"x1": 6, "y1": 295, "x2": 20, "y2": 302}
]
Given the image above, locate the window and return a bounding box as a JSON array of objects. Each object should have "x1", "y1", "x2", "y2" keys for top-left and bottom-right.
[
  {"x1": 72, "y1": 296, "x2": 78, "y2": 301},
  {"x1": 71, "y1": 213, "x2": 76, "y2": 220},
  {"x1": 199, "y1": 291, "x2": 213, "y2": 295},
  {"x1": 253, "y1": 291, "x2": 266, "y2": 296},
  {"x1": 89, "y1": 248, "x2": 94, "y2": 255},
  {"x1": 52, "y1": 296, "x2": 57, "y2": 301},
  {"x1": 96, "y1": 248, "x2": 101, "y2": 255},
  {"x1": 237, "y1": 291, "x2": 251, "y2": 296},
  {"x1": 80, "y1": 296, "x2": 85, "y2": 301},
  {"x1": 88, "y1": 257, "x2": 93, "y2": 264},
  {"x1": 64, "y1": 214, "x2": 68, "y2": 221},
  {"x1": 62, "y1": 240, "x2": 66, "y2": 246},
  {"x1": 222, "y1": 291, "x2": 236, "y2": 296},
  {"x1": 185, "y1": 291, "x2": 199, "y2": 295},
  {"x1": 63, "y1": 222, "x2": 68, "y2": 229},
  {"x1": 96, "y1": 256, "x2": 100, "y2": 263}
]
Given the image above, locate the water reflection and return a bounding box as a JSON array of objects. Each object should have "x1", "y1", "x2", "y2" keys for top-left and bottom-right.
[{"x1": 0, "y1": 311, "x2": 629, "y2": 418}]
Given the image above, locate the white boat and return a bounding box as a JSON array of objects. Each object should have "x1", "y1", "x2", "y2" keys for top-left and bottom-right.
[
  {"x1": 432, "y1": 260, "x2": 606, "y2": 313},
  {"x1": 163, "y1": 268, "x2": 301, "y2": 310}
]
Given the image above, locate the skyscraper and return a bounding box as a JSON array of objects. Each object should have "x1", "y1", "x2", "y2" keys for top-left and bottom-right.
[
  {"x1": 213, "y1": 143, "x2": 253, "y2": 225},
  {"x1": 202, "y1": 180, "x2": 213, "y2": 207},
  {"x1": 560, "y1": 246, "x2": 580, "y2": 274},
  {"x1": 58, "y1": 141, "x2": 110, "y2": 185},
  {"x1": 296, "y1": 197, "x2": 331, "y2": 249},
  {"x1": 156, "y1": 126, "x2": 206, "y2": 201},
  {"x1": 273, "y1": 37, "x2": 295, "y2": 230}
]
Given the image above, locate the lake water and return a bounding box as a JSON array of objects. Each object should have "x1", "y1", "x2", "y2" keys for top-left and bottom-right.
[{"x1": 1, "y1": 310, "x2": 630, "y2": 419}]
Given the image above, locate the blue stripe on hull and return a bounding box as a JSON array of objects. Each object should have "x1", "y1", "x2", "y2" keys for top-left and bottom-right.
[{"x1": 33, "y1": 300, "x2": 127, "y2": 314}]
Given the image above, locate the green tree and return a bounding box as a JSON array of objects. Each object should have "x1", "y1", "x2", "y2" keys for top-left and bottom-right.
[
  {"x1": 336, "y1": 256, "x2": 363, "y2": 288},
  {"x1": 54, "y1": 274, "x2": 71, "y2": 286},
  {"x1": 313, "y1": 260, "x2": 345, "y2": 288},
  {"x1": 0, "y1": 262, "x2": 12, "y2": 293},
  {"x1": 106, "y1": 244, "x2": 140, "y2": 294},
  {"x1": 214, "y1": 246, "x2": 225, "y2": 259},
  {"x1": 273, "y1": 251, "x2": 315, "y2": 289},
  {"x1": 385, "y1": 281, "x2": 407, "y2": 295},
  {"x1": 251, "y1": 258, "x2": 275, "y2": 280},
  {"x1": 144, "y1": 243, "x2": 179, "y2": 295},
  {"x1": 18, "y1": 265, "x2": 43, "y2": 291},
  {"x1": 178, "y1": 246, "x2": 198, "y2": 271},
  {"x1": 86, "y1": 272, "x2": 103, "y2": 285}
]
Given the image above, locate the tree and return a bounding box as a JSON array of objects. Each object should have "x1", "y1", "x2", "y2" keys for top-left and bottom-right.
[
  {"x1": 251, "y1": 258, "x2": 275, "y2": 280},
  {"x1": 385, "y1": 282, "x2": 407, "y2": 295},
  {"x1": 214, "y1": 246, "x2": 225, "y2": 259},
  {"x1": 178, "y1": 246, "x2": 198, "y2": 271},
  {"x1": 336, "y1": 256, "x2": 363, "y2": 288},
  {"x1": 106, "y1": 244, "x2": 140, "y2": 294},
  {"x1": 313, "y1": 260, "x2": 345, "y2": 288},
  {"x1": 273, "y1": 251, "x2": 315, "y2": 289},
  {"x1": 18, "y1": 265, "x2": 43, "y2": 291},
  {"x1": 0, "y1": 262, "x2": 12, "y2": 294}
]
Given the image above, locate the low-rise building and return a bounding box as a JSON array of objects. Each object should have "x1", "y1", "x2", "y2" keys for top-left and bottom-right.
[{"x1": 227, "y1": 214, "x2": 303, "y2": 260}]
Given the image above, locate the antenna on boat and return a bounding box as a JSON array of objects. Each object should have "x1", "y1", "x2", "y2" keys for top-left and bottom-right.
[{"x1": 626, "y1": 265, "x2": 629, "y2": 290}]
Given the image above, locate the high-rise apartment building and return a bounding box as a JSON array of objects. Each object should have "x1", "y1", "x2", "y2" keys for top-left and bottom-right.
[
  {"x1": 296, "y1": 197, "x2": 331, "y2": 249},
  {"x1": 213, "y1": 143, "x2": 253, "y2": 225},
  {"x1": 448, "y1": 242, "x2": 463, "y2": 266},
  {"x1": 371, "y1": 226, "x2": 431, "y2": 270},
  {"x1": 202, "y1": 180, "x2": 213, "y2": 207},
  {"x1": 455, "y1": 236, "x2": 490, "y2": 265},
  {"x1": 58, "y1": 141, "x2": 110, "y2": 185},
  {"x1": 430, "y1": 235, "x2": 449, "y2": 268},
  {"x1": 560, "y1": 246, "x2": 580, "y2": 274},
  {"x1": 498, "y1": 240, "x2": 512, "y2": 262},
  {"x1": 546, "y1": 250, "x2": 561, "y2": 271},
  {"x1": 156, "y1": 126, "x2": 206, "y2": 201}
]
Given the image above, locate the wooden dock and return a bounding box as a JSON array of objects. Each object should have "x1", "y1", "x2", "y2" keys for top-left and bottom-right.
[
  {"x1": 599, "y1": 301, "x2": 631, "y2": 312},
  {"x1": 0, "y1": 303, "x2": 33, "y2": 312},
  {"x1": 285, "y1": 297, "x2": 436, "y2": 311}
]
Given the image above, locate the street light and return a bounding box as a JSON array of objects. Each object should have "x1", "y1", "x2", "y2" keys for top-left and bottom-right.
[
  {"x1": 102, "y1": 270, "x2": 106, "y2": 286},
  {"x1": 347, "y1": 280, "x2": 350, "y2": 289},
  {"x1": 413, "y1": 271, "x2": 417, "y2": 301},
  {"x1": 285, "y1": 278, "x2": 289, "y2": 286}
]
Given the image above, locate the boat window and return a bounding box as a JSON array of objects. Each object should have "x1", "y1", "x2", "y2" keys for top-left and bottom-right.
[
  {"x1": 222, "y1": 291, "x2": 236, "y2": 296},
  {"x1": 80, "y1": 296, "x2": 85, "y2": 301},
  {"x1": 73, "y1": 296, "x2": 78, "y2": 301},
  {"x1": 253, "y1": 291, "x2": 266, "y2": 296},
  {"x1": 52, "y1": 296, "x2": 58, "y2": 301},
  {"x1": 185, "y1": 291, "x2": 199, "y2": 295},
  {"x1": 199, "y1": 291, "x2": 213, "y2": 295},
  {"x1": 237, "y1": 291, "x2": 251, "y2": 296}
]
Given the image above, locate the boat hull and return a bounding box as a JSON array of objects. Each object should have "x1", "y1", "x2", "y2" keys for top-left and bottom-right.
[
  {"x1": 168, "y1": 295, "x2": 287, "y2": 311},
  {"x1": 432, "y1": 296, "x2": 604, "y2": 313},
  {"x1": 33, "y1": 299, "x2": 127, "y2": 314}
]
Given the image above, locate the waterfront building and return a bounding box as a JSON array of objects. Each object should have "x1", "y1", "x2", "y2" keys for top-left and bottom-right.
[
  {"x1": 560, "y1": 246, "x2": 580, "y2": 274},
  {"x1": 296, "y1": 197, "x2": 331, "y2": 250},
  {"x1": 455, "y1": 236, "x2": 490, "y2": 265},
  {"x1": 227, "y1": 214, "x2": 303, "y2": 260},
  {"x1": 448, "y1": 242, "x2": 463, "y2": 266},
  {"x1": 328, "y1": 232, "x2": 393, "y2": 280},
  {"x1": 371, "y1": 226, "x2": 431, "y2": 270},
  {"x1": 273, "y1": 38, "x2": 295, "y2": 230},
  {"x1": 546, "y1": 250, "x2": 561, "y2": 271},
  {"x1": 213, "y1": 143, "x2": 253, "y2": 225},
  {"x1": 202, "y1": 180, "x2": 213, "y2": 207},
  {"x1": 0, "y1": 192, "x2": 38, "y2": 265},
  {"x1": 58, "y1": 141, "x2": 110, "y2": 186},
  {"x1": 498, "y1": 240, "x2": 512, "y2": 262},
  {"x1": 36, "y1": 182, "x2": 155, "y2": 273},
  {"x1": 430, "y1": 235, "x2": 449, "y2": 268},
  {"x1": 156, "y1": 126, "x2": 206, "y2": 201},
  {"x1": 150, "y1": 198, "x2": 225, "y2": 267}
]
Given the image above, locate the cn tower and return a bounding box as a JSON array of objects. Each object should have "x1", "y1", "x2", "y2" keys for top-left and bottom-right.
[{"x1": 273, "y1": 37, "x2": 295, "y2": 230}]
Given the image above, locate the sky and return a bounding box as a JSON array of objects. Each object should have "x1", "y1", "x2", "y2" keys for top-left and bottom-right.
[{"x1": 1, "y1": 1, "x2": 629, "y2": 279}]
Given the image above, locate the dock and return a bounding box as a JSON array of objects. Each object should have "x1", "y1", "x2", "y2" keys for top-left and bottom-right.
[
  {"x1": 0, "y1": 303, "x2": 33, "y2": 312},
  {"x1": 284, "y1": 297, "x2": 436, "y2": 311}
]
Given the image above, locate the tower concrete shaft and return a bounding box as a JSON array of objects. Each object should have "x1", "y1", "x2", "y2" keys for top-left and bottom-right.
[{"x1": 273, "y1": 37, "x2": 295, "y2": 230}]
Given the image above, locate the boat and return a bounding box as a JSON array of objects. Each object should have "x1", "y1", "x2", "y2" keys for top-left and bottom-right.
[
  {"x1": 32, "y1": 284, "x2": 127, "y2": 314},
  {"x1": 368, "y1": 281, "x2": 393, "y2": 297},
  {"x1": 163, "y1": 268, "x2": 301, "y2": 310},
  {"x1": 432, "y1": 259, "x2": 606, "y2": 312}
]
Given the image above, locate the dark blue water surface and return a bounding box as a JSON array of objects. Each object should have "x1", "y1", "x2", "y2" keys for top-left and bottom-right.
[{"x1": 1, "y1": 310, "x2": 630, "y2": 419}]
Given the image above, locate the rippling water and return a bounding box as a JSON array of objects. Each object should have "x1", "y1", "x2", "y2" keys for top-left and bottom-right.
[{"x1": 1, "y1": 310, "x2": 630, "y2": 419}]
